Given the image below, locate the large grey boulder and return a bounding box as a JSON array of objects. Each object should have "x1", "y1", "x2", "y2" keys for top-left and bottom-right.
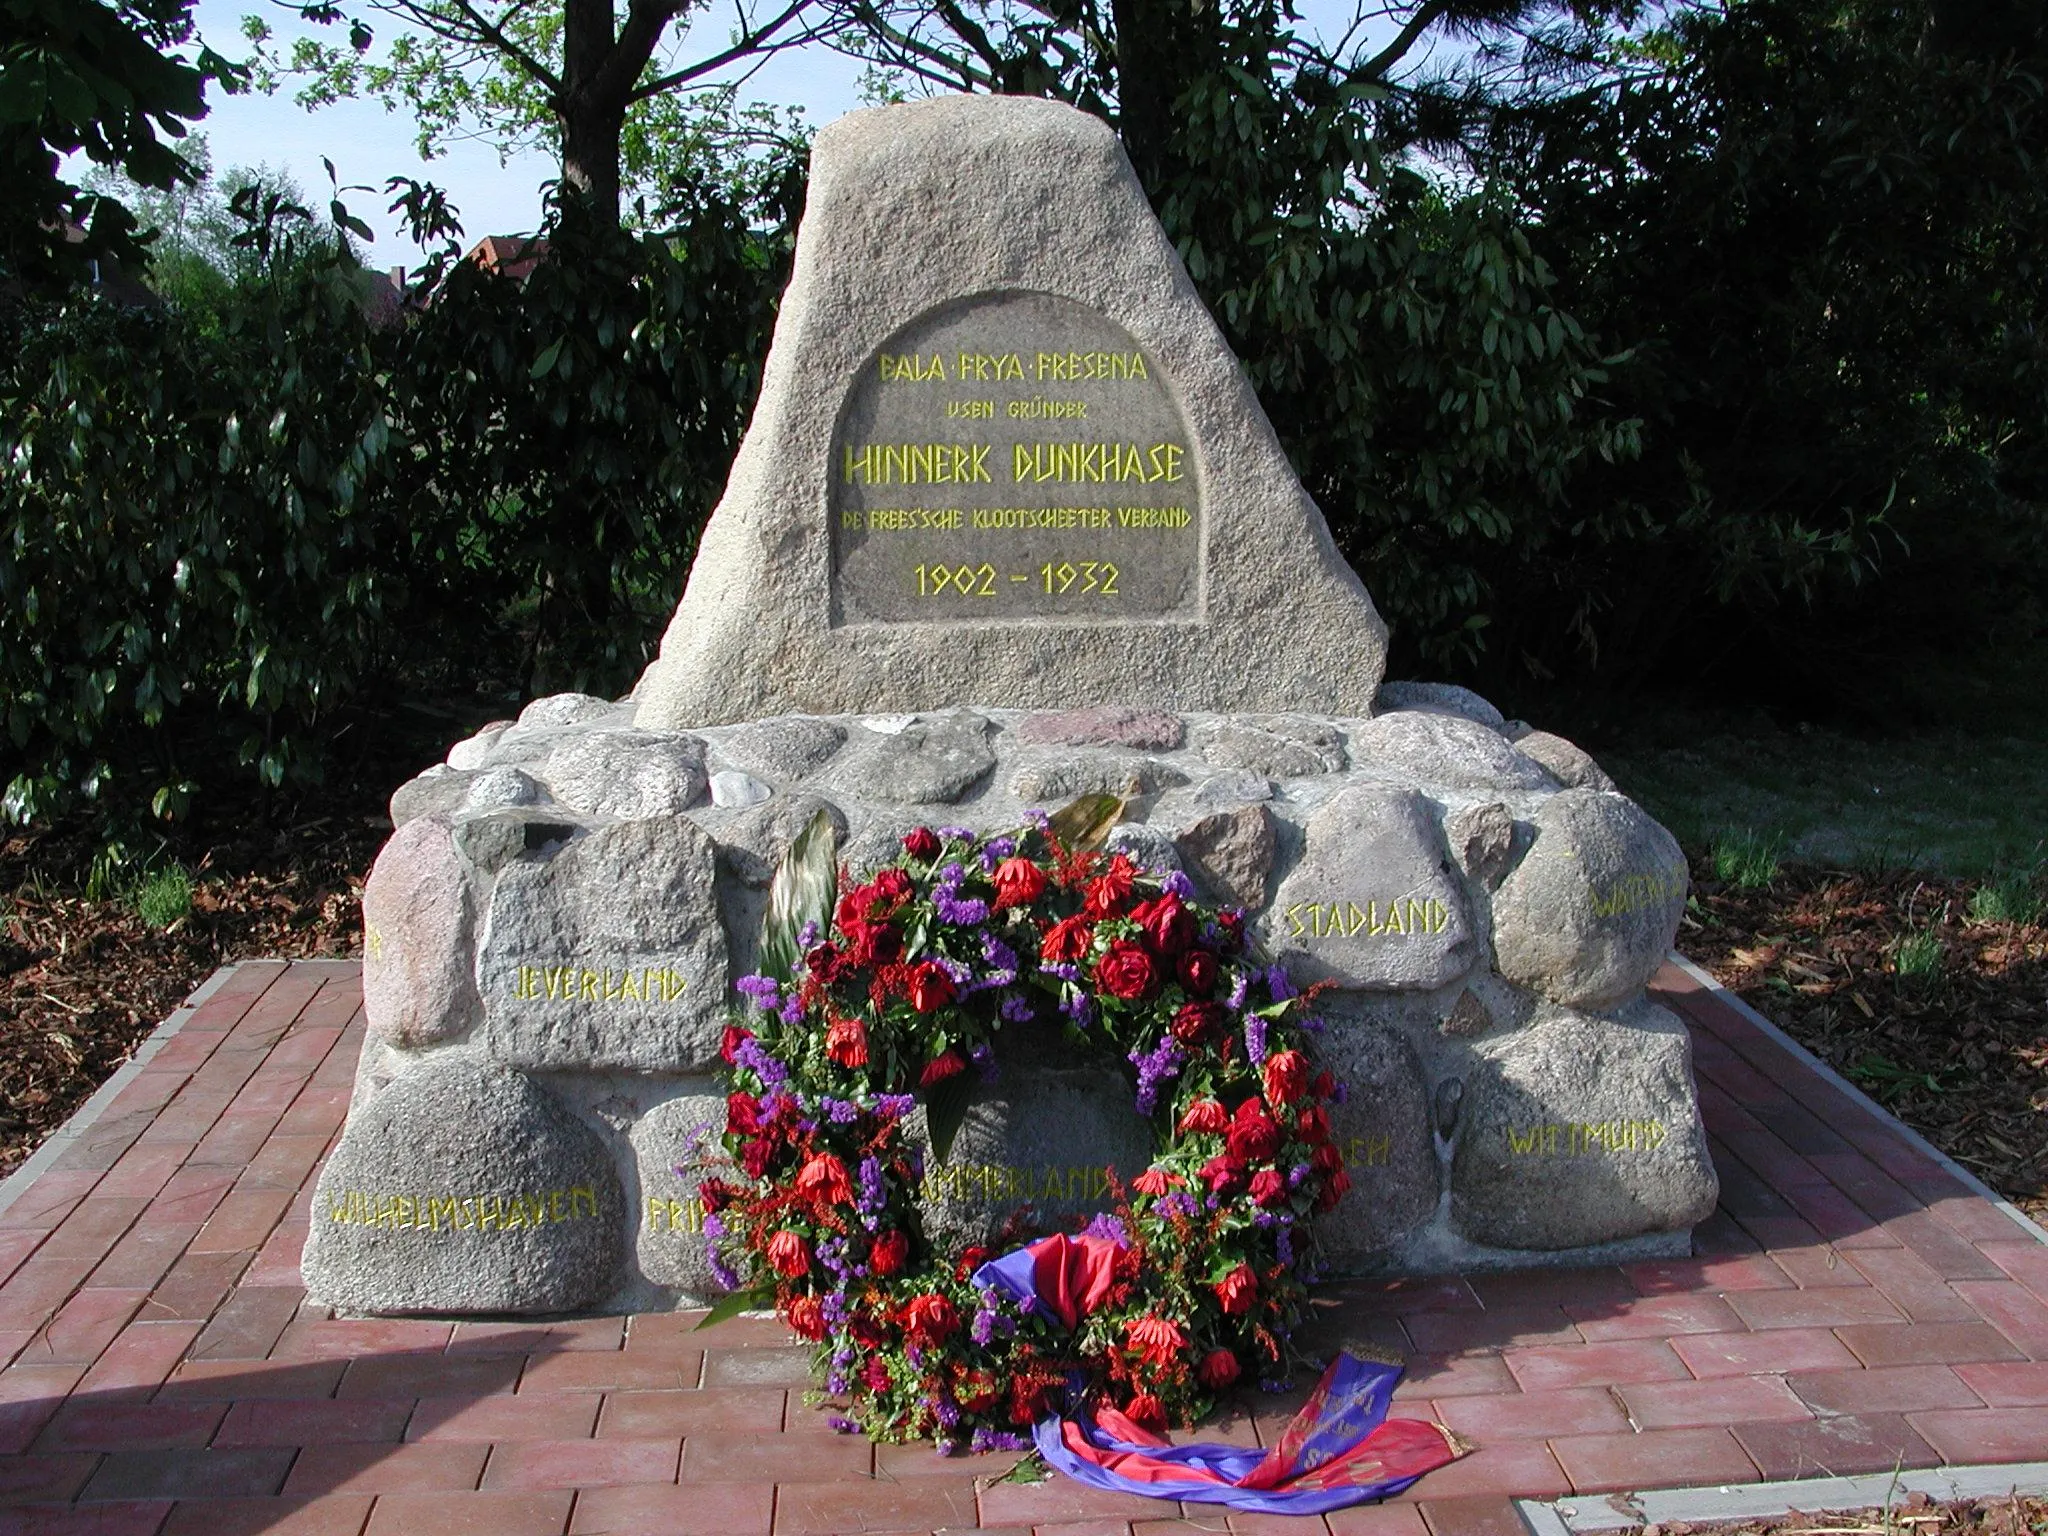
[
  {"x1": 361, "y1": 816, "x2": 483, "y2": 1049},
  {"x1": 1261, "y1": 785, "x2": 1475, "y2": 991},
  {"x1": 1490, "y1": 788, "x2": 1689, "y2": 1009},
  {"x1": 717, "y1": 716, "x2": 849, "y2": 783},
  {"x1": 303, "y1": 1054, "x2": 626, "y2": 1314},
  {"x1": 1372, "y1": 682, "x2": 1506, "y2": 730},
  {"x1": 1449, "y1": 1001, "x2": 1718, "y2": 1251},
  {"x1": 477, "y1": 817, "x2": 731, "y2": 1071},
  {"x1": 1194, "y1": 717, "x2": 1347, "y2": 778},
  {"x1": 1512, "y1": 730, "x2": 1617, "y2": 793},
  {"x1": 1017, "y1": 706, "x2": 1184, "y2": 751},
  {"x1": 1175, "y1": 803, "x2": 1276, "y2": 911},
  {"x1": 827, "y1": 713, "x2": 995, "y2": 804},
  {"x1": 1315, "y1": 1019, "x2": 1438, "y2": 1269},
  {"x1": 538, "y1": 730, "x2": 708, "y2": 820},
  {"x1": 1010, "y1": 754, "x2": 1187, "y2": 803},
  {"x1": 631, "y1": 95, "x2": 1387, "y2": 726},
  {"x1": 912, "y1": 1065, "x2": 1154, "y2": 1252},
  {"x1": 1349, "y1": 711, "x2": 1553, "y2": 792},
  {"x1": 628, "y1": 1088, "x2": 732, "y2": 1298}
]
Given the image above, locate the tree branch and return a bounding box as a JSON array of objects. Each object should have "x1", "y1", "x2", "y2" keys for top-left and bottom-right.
[
  {"x1": 628, "y1": 0, "x2": 824, "y2": 99},
  {"x1": 1357, "y1": 0, "x2": 1456, "y2": 83}
]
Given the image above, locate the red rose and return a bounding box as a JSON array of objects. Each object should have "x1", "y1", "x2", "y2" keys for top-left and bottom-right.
[
  {"x1": 836, "y1": 884, "x2": 877, "y2": 928},
  {"x1": 902, "y1": 826, "x2": 942, "y2": 861},
  {"x1": 1197, "y1": 1348, "x2": 1241, "y2": 1389},
  {"x1": 1094, "y1": 941, "x2": 1158, "y2": 1001},
  {"x1": 767, "y1": 1230, "x2": 810, "y2": 1278},
  {"x1": 1199, "y1": 1154, "x2": 1246, "y2": 1195},
  {"x1": 1227, "y1": 1100, "x2": 1280, "y2": 1163},
  {"x1": 726, "y1": 1092, "x2": 763, "y2": 1136},
  {"x1": 1170, "y1": 1001, "x2": 1227, "y2": 1045},
  {"x1": 1311, "y1": 1142, "x2": 1344, "y2": 1173},
  {"x1": 920, "y1": 1049, "x2": 967, "y2": 1088},
  {"x1": 991, "y1": 856, "x2": 1049, "y2": 911},
  {"x1": 787, "y1": 1294, "x2": 827, "y2": 1340},
  {"x1": 1177, "y1": 1099, "x2": 1229, "y2": 1135},
  {"x1": 1317, "y1": 1165, "x2": 1353, "y2": 1212},
  {"x1": 1263, "y1": 1049, "x2": 1310, "y2": 1106},
  {"x1": 803, "y1": 943, "x2": 848, "y2": 984},
  {"x1": 741, "y1": 1137, "x2": 775, "y2": 1178},
  {"x1": 872, "y1": 868, "x2": 913, "y2": 906},
  {"x1": 698, "y1": 1179, "x2": 731, "y2": 1214},
  {"x1": 1295, "y1": 1104, "x2": 1331, "y2": 1144},
  {"x1": 1176, "y1": 948, "x2": 1219, "y2": 997},
  {"x1": 902, "y1": 1292, "x2": 959, "y2": 1344},
  {"x1": 826, "y1": 1015, "x2": 869, "y2": 1068},
  {"x1": 1213, "y1": 909, "x2": 1246, "y2": 953},
  {"x1": 906, "y1": 961, "x2": 957, "y2": 1014},
  {"x1": 1124, "y1": 1392, "x2": 1167, "y2": 1430},
  {"x1": 795, "y1": 1153, "x2": 854, "y2": 1207},
  {"x1": 1250, "y1": 1168, "x2": 1287, "y2": 1207},
  {"x1": 720, "y1": 1025, "x2": 751, "y2": 1064},
  {"x1": 1041, "y1": 914, "x2": 1094, "y2": 963},
  {"x1": 870, "y1": 1228, "x2": 909, "y2": 1276},
  {"x1": 955, "y1": 1245, "x2": 989, "y2": 1283},
  {"x1": 1132, "y1": 893, "x2": 1195, "y2": 955},
  {"x1": 1214, "y1": 1262, "x2": 1258, "y2": 1316}
]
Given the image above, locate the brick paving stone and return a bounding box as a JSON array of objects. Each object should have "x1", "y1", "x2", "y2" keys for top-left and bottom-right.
[
  {"x1": 1416, "y1": 1495, "x2": 1528, "y2": 1536},
  {"x1": 88, "y1": 1225, "x2": 202, "y2": 1295},
  {"x1": 283, "y1": 1442, "x2": 488, "y2": 1495},
  {"x1": 0, "y1": 1365, "x2": 88, "y2": 1454},
  {"x1": 136, "y1": 1251, "x2": 248, "y2": 1324},
  {"x1": 977, "y1": 1479, "x2": 1174, "y2": 1527},
  {"x1": 1025, "y1": 1524, "x2": 1137, "y2": 1536},
  {"x1": 145, "y1": 1171, "x2": 236, "y2": 1229},
  {"x1": 1324, "y1": 1506, "x2": 1430, "y2": 1536},
  {"x1": 1951, "y1": 1360, "x2": 2048, "y2": 1405},
  {"x1": 1724, "y1": 1288, "x2": 1903, "y2": 1329},
  {"x1": 1950, "y1": 1279, "x2": 2048, "y2": 1356},
  {"x1": 1731, "y1": 1413, "x2": 1940, "y2": 1478},
  {"x1": 1906, "y1": 1405, "x2": 2048, "y2": 1463},
  {"x1": 1623, "y1": 1256, "x2": 1792, "y2": 1296},
  {"x1": 1464, "y1": 1270, "x2": 1636, "y2": 1311},
  {"x1": 677, "y1": 1429, "x2": 870, "y2": 1482},
  {"x1": 1780, "y1": 1184, "x2": 1903, "y2": 1251},
  {"x1": 1833, "y1": 1322, "x2": 2026, "y2": 1368},
  {"x1": 0, "y1": 1173, "x2": 112, "y2": 1233},
  {"x1": 337, "y1": 1353, "x2": 523, "y2": 1401},
  {"x1": 594, "y1": 1389, "x2": 784, "y2": 1440},
  {"x1": 270, "y1": 1320, "x2": 453, "y2": 1360},
  {"x1": 0, "y1": 1453, "x2": 103, "y2": 1502},
  {"x1": 159, "y1": 1494, "x2": 374, "y2": 1536},
  {"x1": 699, "y1": 1350, "x2": 813, "y2": 1389},
  {"x1": 0, "y1": 1231, "x2": 47, "y2": 1292},
  {"x1": 665, "y1": 1316, "x2": 795, "y2": 1350},
  {"x1": 1923, "y1": 1194, "x2": 2036, "y2": 1245},
  {"x1": 37, "y1": 1401, "x2": 226, "y2": 1455},
  {"x1": 1432, "y1": 1388, "x2": 1630, "y2": 1441},
  {"x1": 0, "y1": 1496, "x2": 174, "y2": 1533},
  {"x1": 776, "y1": 1476, "x2": 982, "y2": 1535},
  {"x1": 1884, "y1": 1211, "x2": 2012, "y2": 1280},
  {"x1": 234, "y1": 1137, "x2": 331, "y2": 1193},
  {"x1": 1565, "y1": 1294, "x2": 1746, "y2": 1341},
  {"x1": 1382, "y1": 1438, "x2": 1569, "y2": 1502},
  {"x1": 565, "y1": 1481, "x2": 775, "y2": 1535},
  {"x1": 448, "y1": 1319, "x2": 625, "y2": 1355},
  {"x1": 408, "y1": 1393, "x2": 600, "y2": 1443},
  {"x1": 874, "y1": 1442, "x2": 1027, "y2": 1479},
  {"x1": 363, "y1": 1489, "x2": 573, "y2": 1536},
  {"x1": 481, "y1": 1436, "x2": 680, "y2": 1490},
  {"x1": 1548, "y1": 1426, "x2": 1758, "y2": 1494},
  {"x1": 213, "y1": 1399, "x2": 412, "y2": 1447},
  {"x1": 94, "y1": 1146, "x2": 191, "y2": 1204},
  {"x1": 240, "y1": 1226, "x2": 309, "y2": 1288},
  {"x1": 1669, "y1": 1326, "x2": 1860, "y2": 1378},
  {"x1": 1500, "y1": 1340, "x2": 1690, "y2": 1393},
  {"x1": 79, "y1": 1447, "x2": 295, "y2": 1501},
  {"x1": 1332, "y1": 1278, "x2": 1482, "y2": 1316},
  {"x1": 0, "y1": 1252, "x2": 108, "y2": 1331},
  {"x1": 1717, "y1": 1131, "x2": 1831, "y2": 1192},
  {"x1": 1840, "y1": 1249, "x2": 1979, "y2": 1323},
  {"x1": 72, "y1": 1323, "x2": 202, "y2": 1404},
  {"x1": 1786, "y1": 1364, "x2": 1981, "y2": 1415},
  {"x1": 155, "y1": 1358, "x2": 345, "y2": 1401},
  {"x1": 516, "y1": 1353, "x2": 701, "y2": 1394},
  {"x1": 1614, "y1": 1373, "x2": 1812, "y2": 1429},
  {"x1": 188, "y1": 1285, "x2": 302, "y2": 1362},
  {"x1": 1402, "y1": 1306, "x2": 1578, "y2": 1354},
  {"x1": 186, "y1": 1192, "x2": 292, "y2": 1257},
  {"x1": 23, "y1": 1290, "x2": 148, "y2": 1367}
]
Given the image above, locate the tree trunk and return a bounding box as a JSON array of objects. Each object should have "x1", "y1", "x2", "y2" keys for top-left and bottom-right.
[
  {"x1": 1112, "y1": 0, "x2": 1194, "y2": 191},
  {"x1": 560, "y1": 0, "x2": 625, "y2": 224}
]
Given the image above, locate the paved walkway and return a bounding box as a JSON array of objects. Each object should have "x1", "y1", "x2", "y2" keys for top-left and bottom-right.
[{"x1": 0, "y1": 959, "x2": 2043, "y2": 1536}]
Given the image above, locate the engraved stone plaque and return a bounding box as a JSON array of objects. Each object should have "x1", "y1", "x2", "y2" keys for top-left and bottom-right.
[{"x1": 831, "y1": 291, "x2": 1202, "y2": 624}]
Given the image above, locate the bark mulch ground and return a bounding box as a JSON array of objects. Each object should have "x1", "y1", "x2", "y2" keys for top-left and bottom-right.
[{"x1": 1633, "y1": 1495, "x2": 2048, "y2": 1536}]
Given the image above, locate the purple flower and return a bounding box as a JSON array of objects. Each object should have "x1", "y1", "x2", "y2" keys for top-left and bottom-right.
[
  {"x1": 1025, "y1": 809, "x2": 1052, "y2": 830},
  {"x1": 778, "y1": 994, "x2": 805, "y2": 1026},
  {"x1": 1297, "y1": 1012, "x2": 1326, "y2": 1033},
  {"x1": 937, "y1": 826, "x2": 973, "y2": 842},
  {"x1": 1276, "y1": 1226, "x2": 1295, "y2": 1266},
  {"x1": 1288, "y1": 1162, "x2": 1311, "y2": 1189},
  {"x1": 825, "y1": 1097, "x2": 860, "y2": 1125},
  {"x1": 1264, "y1": 962, "x2": 1297, "y2": 1002},
  {"x1": 1158, "y1": 1192, "x2": 1198, "y2": 1219},
  {"x1": 734, "y1": 973, "x2": 781, "y2": 1011},
  {"x1": 1226, "y1": 970, "x2": 1249, "y2": 1010},
  {"x1": 702, "y1": 1212, "x2": 725, "y2": 1239},
  {"x1": 970, "y1": 1042, "x2": 997, "y2": 1083},
  {"x1": 935, "y1": 1399, "x2": 960, "y2": 1429},
  {"x1": 1244, "y1": 1012, "x2": 1269, "y2": 1065},
  {"x1": 1061, "y1": 988, "x2": 1094, "y2": 1027},
  {"x1": 707, "y1": 1242, "x2": 741, "y2": 1290},
  {"x1": 733, "y1": 1037, "x2": 788, "y2": 1087},
  {"x1": 935, "y1": 889, "x2": 990, "y2": 925},
  {"x1": 1160, "y1": 869, "x2": 1195, "y2": 898},
  {"x1": 971, "y1": 1307, "x2": 998, "y2": 1346},
  {"x1": 877, "y1": 1093, "x2": 915, "y2": 1119},
  {"x1": 827, "y1": 1414, "x2": 860, "y2": 1434},
  {"x1": 1330, "y1": 1079, "x2": 1349, "y2": 1107},
  {"x1": 857, "y1": 1156, "x2": 886, "y2": 1214},
  {"x1": 971, "y1": 1428, "x2": 1032, "y2": 1453},
  {"x1": 1039, "y1": 960, "x2": 1082, "y2": 983},
  {"x1": 1082, "y1": 1212, "x2": 1128, "y2": 1245},
  {"x1": 999, "y1": 993, "x2": 1033, "y2": 1023},
  {"x1": 977, "y1": 836, "x2": 1017, "y2": 870},
  {"x1": 981, "y1": 931, "x2": 1018, "y2": 976},
  {"x1": 1128, "y1": 1037, "x2": 1185, "y2": 1115}
]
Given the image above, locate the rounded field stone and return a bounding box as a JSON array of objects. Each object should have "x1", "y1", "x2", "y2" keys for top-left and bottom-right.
[
  {"x1": 1009, "y1": 754, "x2": 1187, "y2": 804},
  {"x1": 361, "y1": 815, "x2": 483, "y2": 1049},
  {"x1": 828, "y1": 712, "x2": 995, "y2": 804},
  {"x1": 1448, "y1": 1000, "x2": 1718, "y2": 1251},
  {"x1": 1104, "y1": 824, "x2": 1182, "y2": 873},
  {"x1": 1314, "y1": 1018, "x2": 1438, "y2": 1270},
  {"x1": 539, "y1": 730, "x2": 708, "y2": 821},
  {"x1": 1175, "y1": 803, "x2": 1276, "y2": 912},
  {"x1": 519, "y1": 692, "x2": 619, "y2": 729},
  {"x1": 1194, "y1": 717, "x2": 1346, "y2": 778},
  {"x1": 1373, "y1": 681, "x2": 1506, "y2": 730},
  {"x1": 1512, "y1": 730, "x2": 1617, "y2": 792},
  {"x1": 446, "y1": 721, "x2": 514, "y2": 770},
  {"x1": 1259, "y1": 785, "x2": 1474, "y2": 991},
  {"x1": 628, "y1": 1088, "x2": 732, "y2": 1298},
  {"x1": 1490, "y1": 788, "x2": 1688, "y2": 1009},
  {"x1": 302, "y1": 1053, "x2": 627, "y2": 1315},
  {"x1": 390, "y1": 767, "x2": 479, "y2": 828},
  {"x1": 717, "y1": 716, "x2": 849, "y2": 783},
  {"x1": 477, "y1": 816, "x2": 731, "y2": 1072},
  {"x1": 1016, "y1": 706, "x2": 1185, "y2": 751},
  {"x1": 465, "y1": 766, "x2": 545, "y2": 810},
  {"x1": 708, "y1": 770, "x2": 772, "y2": 809},
  {"x1": 1348, "y1": 712, "x2": 1552, "y2": 792}
]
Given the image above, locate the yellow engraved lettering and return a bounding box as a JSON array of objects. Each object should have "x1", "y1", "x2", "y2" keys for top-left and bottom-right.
[
  {"x1": 1286, "y1": 903, "x2": 1307, "y2": 939},
  {"x1": 580, "y1": 969, "x2": 599, "y2": 1002},
  {"x1": 1407, "y1": 897, "x2": 1428, "y2": 935},
  {"x1": 1385, "y1": 900, "x2": 1407, "y2": 936},
  {"x1": 428, "y1": 1196, "x2": 460, "y2": 1230},
  {"x1": 329, "y1": 1192, "x2": 354, "y2": 1223},
  {"x1": 1367, "y1": 900, "x2": 1384, "y2": 936},
  {"x1": 476, "y1": 1196, "x2": 500, "y2": 1231},
  {"x1": 1507, "y1": 1124, "x2": 1542, "y2": 1156},
  {"x1": 1347, "y1": 902, "x2": 1368, "y2": 937},
  {"x1": 550, "y1": 1190, "x2": 566, "y2": 1222}
]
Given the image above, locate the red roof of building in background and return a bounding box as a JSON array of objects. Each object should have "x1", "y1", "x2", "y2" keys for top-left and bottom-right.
[{"x1": 465, "y1": 234, "x2": 550, "y2": 283}]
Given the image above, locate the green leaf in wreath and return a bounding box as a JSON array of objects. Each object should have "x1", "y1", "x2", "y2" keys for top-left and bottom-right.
[
  {"x1": 923, "y1": 1070, "x2": 976, "y2": 1166},
  {"x1": 758, "y1": 807, "x2": 840, "y2": 987},
  {"x1": 1047, "y1": 792, "x2": 1124, "y2": 851},
  {"x1": 692, "y1": 1284, "x2": 778, "y2": 1331}
]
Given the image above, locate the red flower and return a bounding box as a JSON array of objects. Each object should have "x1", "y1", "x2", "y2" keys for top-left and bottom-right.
[
  {"x1": 698, "y1": 1179, "x2": 732, "y2": 1214},
  {"x1": 1176, "y1": 948, "x2": 1219, "y2": 997},
  {"x1": 835, "y1": 884, "x2": 877, "y2": 928},
  {"x1": 1170, "y1": 1000, "x2": 1228, "y2": 1045},
  {"x1": 992, "y1": 856, "x2": 1049, "y2": 911},
  {"x1": 1083, "y1": 854, "x2": 1137, "y2": 918},
  {"x1": 906, "y1": 961, "x2": 958, "y2": 1014},
  {"x1": 1213, "y1": 909, "x2": 1246, "y2": 953},
  {"x1": 741, "y1": 1137, "x2": 775, "y2": 1179},
  {"x1": 871, "y1": 867, "x2": 914, "y2": 907},
  {"x1": 1124, "y1": 1392, "x2": 1167, "y2": 1430},
  {"x1": 1041, "y1": 913, "x2": 1094, "y2": 963},
  {"x1": 863, "y1": 1356, "x2": 892, "y2": 1391},
  {"x1": 795, "y1": 1154, "x2": 854, "y2": 1207},
  {"x1": 1124, "y1": 1313, "x2": 1185, "y2": 1368},
  {"x1": 1312, "y1": 1070, "x2": 1336, "y2": 1101},
  {"x1": 1214, "y1": 1262, "x2": 1258, "y2": 1316},
  {"x1": 767, "y1": 1230, "x2": 810, "y2": 1278},
  {"x1": 1177, "y1": 1099, "x2": 1229, "y2": 1135},
  {"x1": 1199, "y1": 1154, "x2": 1246, "y2": 1195},
  {"x1": 1227, "y1": 1100, "x2": 1280, "y2": 1163},
  {"x1": 1316, "y1": 1165, "x2": 1353, "y2": 1212},
  {"x1": 826, "y1": 1015, "x2": 869, "y2": 1068},
  {"x1": 1094, "y1": 941, "x2": 1157, "y2": 1001},
  {"x1": 1250, "y1": 1168, "x2": 1287, "y2": 1207},
  {"x1": 720, "y1": 1025, "x2": 752, "y2": 1065},
  {"x1": 1295, "y1": 1104, "x2": 1331, "y2": 1144},
  {"x1": 920, "y1": 1049, "x2": 967, "y2": 1088},
  {"x1": 902, "y1": 1292, "x2": 959, "y2": 1344},
  {"x1": 787, "y1": 1294, "x2": 826, "y2": 1340},
  {"x1": 955, "y1": 1245, "x2": 990, "y2": 1283},
  {"x1": 726, "y1": 1091, "x2": 763, "y2": 1136},
  {"x1": 1132, "y1": 1168, "x2": 1181, "y2": 1196},
  {"x1": 870, "y1": 1228, "x2": 909, "y2": 1276},
  {"x1": 1311, "y1": 1142, "x2": 1344, "y2": 1173},
  {"x1": 1131, "y1": 893, "x2": 1195, "y2": 955},
  {"x1": 1198, "y1": 1348, "x2": 1241, "y2": 1389},
  {"x1": 902, "y1": 826, "x2": 942, "y2": 861},
  {"x1": 1263, "y1": 1049, "x2": 1310, "y2": 1107}
]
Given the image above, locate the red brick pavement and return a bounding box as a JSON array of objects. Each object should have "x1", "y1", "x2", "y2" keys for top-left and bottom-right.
[{"x1": 0, "y1": 958, "x2": 2042, "y2": 1536}]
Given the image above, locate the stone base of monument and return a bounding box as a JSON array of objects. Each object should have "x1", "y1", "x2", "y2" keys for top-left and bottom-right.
[{"x1": 301, "y1": 687, "x2": 1718, "y2": 1316}]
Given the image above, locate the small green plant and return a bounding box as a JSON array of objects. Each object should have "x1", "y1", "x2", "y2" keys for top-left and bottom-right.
[
  {"x1": 1711, "y1": 829, "x2": 1783, "y2": 890},
  {"x1": 131, "y1": 864, "x2": 195, "y2": 930},
  {"x1": 1969, "y1": 872, "x2": 2045, "y2": 927},
  {"x1": 1891, "y1": 927, "x2": 1945, "y2": 983},
  {"x1": 83, "y1": 842, "x2": 134, "y2": 902}
]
